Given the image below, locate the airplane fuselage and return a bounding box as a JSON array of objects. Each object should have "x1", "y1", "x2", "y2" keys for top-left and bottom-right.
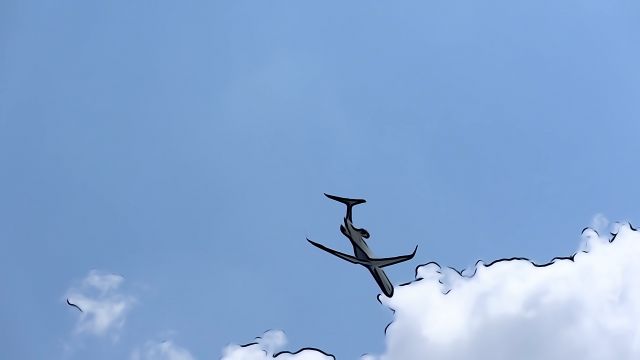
[
  {"x1": 307, "y1": 193, "x2": 416, "y2": 298},
  {"x1": 343, "y1": 219, "x2": 395, "y2": 297}
]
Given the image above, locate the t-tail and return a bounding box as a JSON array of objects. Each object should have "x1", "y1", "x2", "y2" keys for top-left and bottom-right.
[{"x1": 324, "y1": 193, "x2": 366, "y2": 222}]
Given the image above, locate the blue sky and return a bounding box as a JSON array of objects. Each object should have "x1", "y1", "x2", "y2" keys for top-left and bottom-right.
[{"x1": 2, "y1": 1, "x2": 640, "y2": 359}]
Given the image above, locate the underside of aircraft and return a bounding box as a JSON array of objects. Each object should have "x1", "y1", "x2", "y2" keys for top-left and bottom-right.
[{"x1": 307, "y1": 193, "x2": 418, "y2": 297}]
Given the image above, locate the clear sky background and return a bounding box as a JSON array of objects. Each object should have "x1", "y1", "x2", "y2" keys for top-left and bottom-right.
[{"x1": 1, "y1": 1, "x2": 640, "y2": 359}]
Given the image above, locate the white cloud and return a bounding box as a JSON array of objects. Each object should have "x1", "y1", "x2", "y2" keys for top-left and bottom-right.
[
  {"x1": 223, "y1": 223, "x2": 640, "y2": 360},
  {"x1": 131, "y1": 340, "x2": 196, "y2": 360},
  {"x1": 367, "y1": 223, "x2": 640, "y2": 360},
  {"x1": 66, "y1": 270, "x2": 135, "y2": 337},
  {"x1": 221, "y1": 330, "x2": 333, "y2": 360}
]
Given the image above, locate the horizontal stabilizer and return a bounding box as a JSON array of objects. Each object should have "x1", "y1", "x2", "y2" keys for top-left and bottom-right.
[
  {"x1": 324, "y1": 193, "x2": 366, "y2": 222},
  {"x1": 324, "y1": 193, "x2": 366, "y2": 207}
]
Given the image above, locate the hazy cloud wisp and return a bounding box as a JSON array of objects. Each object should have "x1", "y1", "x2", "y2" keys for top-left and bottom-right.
[
  {"x1": 131, "y1": 340, "x2": 196, "y2": 360},
  {"x1": 66, "y1": 270, "x2": 135, "y2": 338}
]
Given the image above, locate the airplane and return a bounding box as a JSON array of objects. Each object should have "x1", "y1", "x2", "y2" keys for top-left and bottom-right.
[{"x1": 307, "y1": 193, "x2": 417, "y2": 297}]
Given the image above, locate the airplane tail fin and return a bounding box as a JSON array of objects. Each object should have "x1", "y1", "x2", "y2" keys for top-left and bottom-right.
[
  {"x1": 324, "y1": 193, "x2": 366, "y2": 221},
  {"x1": 324, "y1": 193, "x2": 366, "y2": 207}
]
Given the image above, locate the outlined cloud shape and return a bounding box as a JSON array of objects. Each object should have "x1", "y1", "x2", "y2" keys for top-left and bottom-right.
[
  {"x1": 368, "y1": 223, "x2": 640, "y2": 360},
  {"x1": 65, "y1": 270, "x2": 135, "y2": 338},
  {"x1": 222, "y1": 330, "x2": 334, "y2": 360},
  {"x1": 225, "y1": 223, "x2": 640, "y2": 360}
]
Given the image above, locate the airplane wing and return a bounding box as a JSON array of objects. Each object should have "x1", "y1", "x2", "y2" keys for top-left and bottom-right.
[
  {"x1": 308, "y1": 239, "x2": 418, "y2": 268},
  {"x1": 307, "y1": 238, "x2": 369, "y2": 265},
  {"x1": 367, "y1": 245, "x2": 418, "y2": 268}
]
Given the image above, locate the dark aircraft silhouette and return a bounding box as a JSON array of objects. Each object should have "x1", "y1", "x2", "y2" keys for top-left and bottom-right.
[
  {"x1": 307, "y1": 193, "x2": 417, "y2": 297},
  {"x1": 66, "y1": 298, "x2": 83, "y2": 312}
]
